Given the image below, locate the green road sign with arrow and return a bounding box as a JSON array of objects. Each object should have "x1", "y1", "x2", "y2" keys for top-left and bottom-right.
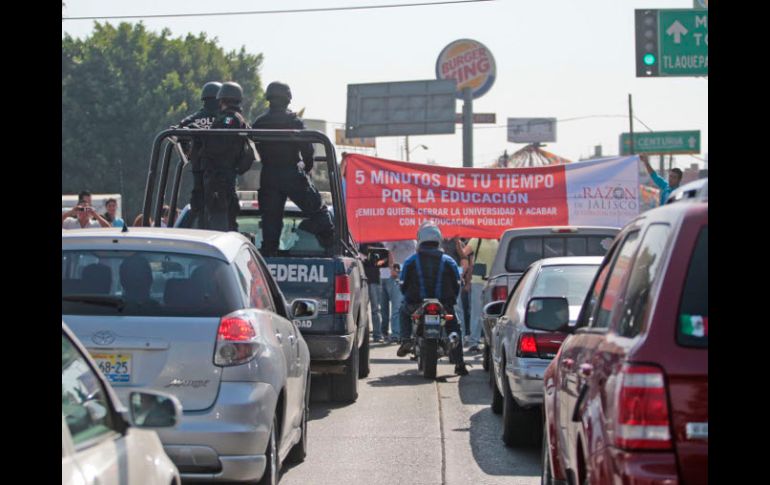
[
  {"x1": 659, "y1": 9, "x2": 708, "y2": 76},
  {"x1": 620, "y1": 131, "x2": 701, "y2": 155}
]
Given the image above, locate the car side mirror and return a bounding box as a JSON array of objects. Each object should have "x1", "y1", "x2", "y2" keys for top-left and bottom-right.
[
  {"x1": 128, "y1": 390, "x2": 182, "y2": 428},
  {"x1": 472, "y1": 263, "x2": 487, "y2": 278},
  {"x1": 366, "y1": 248, "x2": 390, "y2": 268},
  {"x1": 525, "y1": 297, "x2": 571, "y2": 333},
  {"x1": 291, "y1": 299, "x2": 318, "y2": 320},
  {"x1": 482, "y1": 300, "x2": 506, "y2": 318}
]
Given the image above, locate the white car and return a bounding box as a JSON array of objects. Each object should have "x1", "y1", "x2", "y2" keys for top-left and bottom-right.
[{"x1": 62, "y1": 322, "x2": 181, "y2": 485}]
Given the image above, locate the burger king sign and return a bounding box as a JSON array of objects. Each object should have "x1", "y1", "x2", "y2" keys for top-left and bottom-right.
[{"x1": 436, "y1": 39, "x2": 496, "y2": 100}]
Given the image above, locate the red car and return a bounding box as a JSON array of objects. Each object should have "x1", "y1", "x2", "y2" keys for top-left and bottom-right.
[{"x1": 540, "y1": 199, "x2": 708, "y2": 485}]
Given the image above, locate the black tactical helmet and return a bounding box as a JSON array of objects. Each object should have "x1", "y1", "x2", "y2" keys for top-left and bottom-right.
[
  {"x1": 217, "y1": 82, "x2": 243, "y2": 103},
  {"x1": 200, "y1": 81, "x2": 222, "y2": 100},
  {"x1": 265, "y1": 81, "x2": 292, "y2": 102}
]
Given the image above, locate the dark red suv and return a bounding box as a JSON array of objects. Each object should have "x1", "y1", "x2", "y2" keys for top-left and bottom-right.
[{"x1": 540, "y1": 200, "x2": 708, "y2": 485}]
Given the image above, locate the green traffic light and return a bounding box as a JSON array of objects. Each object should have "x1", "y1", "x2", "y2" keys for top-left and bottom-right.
[{"x1": 643, "y1": 53, "x2": 656, "y2": 66}]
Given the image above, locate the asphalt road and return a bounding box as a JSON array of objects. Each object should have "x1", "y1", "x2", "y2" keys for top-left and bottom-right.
[{"x1": 279, "y1": 342, "x2": 542, "y2": 485}]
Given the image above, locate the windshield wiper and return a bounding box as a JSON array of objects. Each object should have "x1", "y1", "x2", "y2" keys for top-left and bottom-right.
[{"x1": 62, "y1": 294, "x2": 126, "y2": 312}]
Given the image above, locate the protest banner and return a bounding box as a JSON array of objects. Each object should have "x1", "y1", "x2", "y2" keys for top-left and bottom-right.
[{"x1": 345, "y1": 154, "x2": 640, "y2": 242}]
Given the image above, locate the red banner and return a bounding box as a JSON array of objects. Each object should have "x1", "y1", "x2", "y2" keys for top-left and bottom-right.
[{"x1": 346, "y1": 154, "x2": 568, "y2": 242}]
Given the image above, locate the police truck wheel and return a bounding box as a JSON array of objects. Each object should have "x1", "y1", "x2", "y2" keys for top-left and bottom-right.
[
  {"x1": 358, "y1": 326, "x2": 370, "y2": 379},
  {"x1": 331, "y1": 338, "x2": 359, "y2": 403},
  {"x1": 421, "y1": 340, "x2": 438, "y2": 379}
]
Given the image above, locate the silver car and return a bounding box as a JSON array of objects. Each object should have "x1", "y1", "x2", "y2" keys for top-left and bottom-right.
[
  {"x1": 63, "y1": 322, "x2": 181, "y2": 485},
  {"x1": 62, "y1": 228, "x2": 312, "y2": 484},
  {"x1": 483, "y1": 256, "x2": 602, "y2": 447}
]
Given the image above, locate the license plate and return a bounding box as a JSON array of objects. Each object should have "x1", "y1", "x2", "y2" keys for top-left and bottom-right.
[
  {"x1": 425, "y1": 315, "x2": 440, "y2": 325},
  {"x1": 424, "y1": 326, "x2": 440, "y2": 338},
  {"x1": 92, "y1": 353, "x2": 132, "y2": 383}
]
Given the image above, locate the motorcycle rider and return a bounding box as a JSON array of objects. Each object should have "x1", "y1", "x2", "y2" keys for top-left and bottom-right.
[{"x1": 396, "y1": 222, "x2": 469, "y2": 376}]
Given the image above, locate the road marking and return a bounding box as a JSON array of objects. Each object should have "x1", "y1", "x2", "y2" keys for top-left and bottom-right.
[{"x1": 436, "y1": 380, "x2": 447, "y2": 485}]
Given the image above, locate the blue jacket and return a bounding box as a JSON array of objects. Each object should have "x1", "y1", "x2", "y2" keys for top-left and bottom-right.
[{"x1": 400, "y1": 247, "x2": 461, "y2": 309}]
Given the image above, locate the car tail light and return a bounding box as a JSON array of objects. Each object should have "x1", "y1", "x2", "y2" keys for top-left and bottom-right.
[
  {"x1": 214, "y1": 313, "x2": 261, "y2": 366},
  {"x1": 335, "y1": 274, "x2": 351, "y2": 313},
  {"x1": 425, "y1": 303, "x2": 441, "y2": 315},
  {"x1": 517, "y1": 333, "x2": 539, "y2": 358},
  {"x1": 492, "y1": 285, "x2": 508, "y2": 302},
  {"x1": 614, "y1": 364, "x2": 672, "y2": 450}
]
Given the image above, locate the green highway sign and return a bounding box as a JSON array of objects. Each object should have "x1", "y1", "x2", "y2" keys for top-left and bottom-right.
[
  {"x1": 635, "y1": 9, "x2": 708, "y2": 77},
  {"x1": 620, "y1": 131, "x2": 701, "y2": 155}
]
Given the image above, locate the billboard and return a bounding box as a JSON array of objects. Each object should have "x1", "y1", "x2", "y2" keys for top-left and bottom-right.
[
  {"x1": 507, "y1": 118, "x2": 557, "y2": 143},
  {"x1": 345, "y1": 80, "x2": 456, "y2": 138}
]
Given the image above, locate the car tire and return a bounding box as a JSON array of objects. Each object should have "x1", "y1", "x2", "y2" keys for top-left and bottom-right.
[
  {"x1": 501, "y1": 362, "x2": 538, "y2": 447},
  {"x1": 258, "y1": 414, "x2": 279, "y2": 485},
  {"x1": 491, "y1": 362, "x2": 503, "y2": 414},
  {"x1": 358, "y1": 325, "x2": 370, "y2": 379},
  {"x1": 331, "y1": 336, "x2": 359, "y2": 403},
  {"x1": 541, "y1": 420, "x2": 554, "y2": 485},
  {"x1": 287, "y1": 374, "x2": 310, "y2": 464},
  {"x1": 482, "y1": 343, "x2": 490, "y2": 372}
]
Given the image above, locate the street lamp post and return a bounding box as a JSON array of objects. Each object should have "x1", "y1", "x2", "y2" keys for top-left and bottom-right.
[{"x1": 406, "y1": 139, "x2": 428, "y2": 161}]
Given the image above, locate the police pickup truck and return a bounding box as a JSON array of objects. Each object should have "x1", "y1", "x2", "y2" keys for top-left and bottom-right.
[{"x1": 142, "y1": 128, "x2": 384, "y2": 402}]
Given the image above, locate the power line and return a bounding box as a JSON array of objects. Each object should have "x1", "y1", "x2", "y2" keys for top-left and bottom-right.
[{"x1": 61, "y1": 0, "x2": 494, "y2": 21}]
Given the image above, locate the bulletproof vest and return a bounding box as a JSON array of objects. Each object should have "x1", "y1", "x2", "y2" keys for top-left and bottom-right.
[
  {"x1": 200, "y1": 108, "x2": 248, "y2": 171},
  {"x1": 251, "y1": 108, "x2": 312, "y2": 165},
  {"x1": 178, "y1": 108, "x2": 218, "y2": 169}
]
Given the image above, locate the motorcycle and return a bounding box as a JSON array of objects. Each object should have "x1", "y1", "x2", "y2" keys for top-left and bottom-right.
[{"x1": 409, "y1": 299, "x2": 461, "y2": 379}]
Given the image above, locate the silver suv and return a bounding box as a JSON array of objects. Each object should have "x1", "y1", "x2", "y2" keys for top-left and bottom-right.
[{"x1": 62, "y1": 227, "x2": 312, "y2": 483}]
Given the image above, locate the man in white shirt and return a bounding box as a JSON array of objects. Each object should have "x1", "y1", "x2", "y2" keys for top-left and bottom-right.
[{"x1": 62, "y1": 203, "x2": 111, "y2": 229}]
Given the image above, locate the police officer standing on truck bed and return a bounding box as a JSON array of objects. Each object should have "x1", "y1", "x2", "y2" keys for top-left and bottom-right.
[
  {"x1": 198, "y1": 81, "x2": 250, "y2": 232},
  {"x1": 176, "y1": 81, "x2": 221, "y2": 229},
  {"x1": 251, "y1": 81, "x2": 334, "y2": 257}
]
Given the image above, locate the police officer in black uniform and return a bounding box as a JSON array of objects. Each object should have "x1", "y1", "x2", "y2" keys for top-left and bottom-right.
[
  {"x1": 176, "y1": 81, "x2": 221, "y2": 228},
  {"x1": 251, "y1": 81, "x2": 334, "y2": 257},
  {"x1": 198, "y1": 81, "x2": 249, "y2": 232}
]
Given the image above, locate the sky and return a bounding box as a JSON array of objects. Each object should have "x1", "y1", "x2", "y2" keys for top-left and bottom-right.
[{"x1": 61, "y1": 0, "x2": 708, "y2": 170}]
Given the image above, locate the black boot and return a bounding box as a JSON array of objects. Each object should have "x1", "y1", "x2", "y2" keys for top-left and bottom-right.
[
  {"x1": 396, "y1": 339, "x2": 413, "y2": 357},
  {"x1": 455, "y1": 362, "x2": 469, "y2": 376}
]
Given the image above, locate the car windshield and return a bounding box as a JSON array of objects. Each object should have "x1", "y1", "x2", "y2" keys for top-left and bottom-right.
[
  {"x1": 531, "y1": 265, "x2": 600, "y2": 306},
  {"x1": 506, "y1": 235, "x2": 615, "y2": 272},
  {"x1": 62, "y1": 250, "x2": 242, "y2": 317}
]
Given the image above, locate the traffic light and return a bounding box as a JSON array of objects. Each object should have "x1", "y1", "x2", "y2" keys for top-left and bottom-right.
[{"x1": 635, "y1": 9, "x2": 659, "y2": 77}]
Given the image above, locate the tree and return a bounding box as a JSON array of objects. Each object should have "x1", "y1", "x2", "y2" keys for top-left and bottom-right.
[{"x1": 62, "y1": 22, "x2": 266, "y2": 218}]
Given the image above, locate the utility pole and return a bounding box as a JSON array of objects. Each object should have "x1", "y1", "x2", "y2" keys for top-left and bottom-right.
[
  {"x1": 628, "y1": 94, "x2": 635, "y2": 156},
  {"x1": 462, "y1": 87, "x2": 473, "y2": 167}
]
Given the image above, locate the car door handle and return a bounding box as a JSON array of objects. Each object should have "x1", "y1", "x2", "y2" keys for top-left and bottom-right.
[
  {"x1": 288, "y1": 334, "x2": 296, "y2": 346},
  {"x1": 579, "y1": 363, "x2": 593, "y2": 378},
  {"x1": 275, "y1": 332, "x2": 282, "y2": 343},
  {"x1": 562, "y1": 358, "x2": 574, "y2": 371}
]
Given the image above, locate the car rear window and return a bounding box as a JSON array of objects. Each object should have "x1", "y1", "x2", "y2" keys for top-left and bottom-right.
[
  {"x1": 505, "y1": 235, "x2": 615, "y2": 272},
  {"x1": 62, "y1": 250, "x2": 242, "y2": 317},
  {"x1": 531, "y1": 265, "x2": 600, "y2": 306},
  {"x1": 238, "y1": 214, "x2": 328, "y2": 257},
  {"x1": 677, "y1": 226, "x2": 708, "y2": 348}
]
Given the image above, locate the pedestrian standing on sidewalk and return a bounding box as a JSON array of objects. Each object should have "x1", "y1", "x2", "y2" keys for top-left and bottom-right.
[
  {"x1": 380, "y1": 239, "x2": 417, "y2": 343},
  {"x1": 462, "y1": 237, "x2": 500, "y2": 352},
  {"x1": 360, "y1": 242, "x2": 386, "y2": 343}
]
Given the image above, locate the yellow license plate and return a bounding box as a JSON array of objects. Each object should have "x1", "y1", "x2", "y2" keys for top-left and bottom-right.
[{"x1": 92, "y1": 353, "x2": 132, "y2": 383}]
